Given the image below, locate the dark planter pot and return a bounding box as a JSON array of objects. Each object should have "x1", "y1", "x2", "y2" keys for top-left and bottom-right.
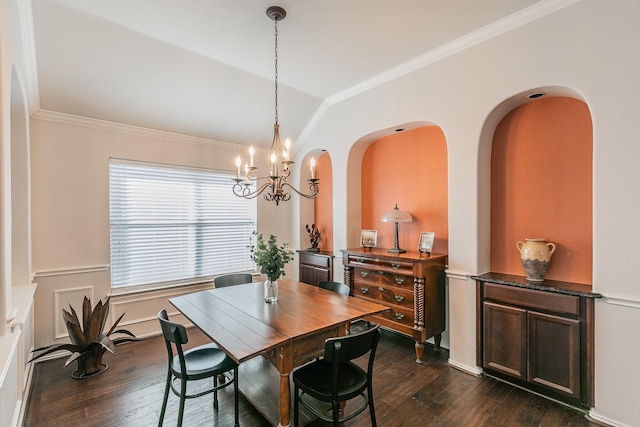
[{"x1": 72, "y1": 351, "x2": 108, "y2": 379}]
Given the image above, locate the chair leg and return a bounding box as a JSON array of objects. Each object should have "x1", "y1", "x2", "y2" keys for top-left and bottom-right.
[
  {"x1": 293, "y1": 385, "x2": 299, "y2": 427},
  {"x1": 332, "y1": 400, "x2": 340, "y2": 427},
  {"x1": 158, "y1": 370, "x2": 171, "y2": 426},
  {"x1": 177, "y1": 378, "x2": 187, "y2": 427},
  {"x1": 233, "y1": 367, "x2": 239, "y2": 427},
  {"x1": 368, "y1": 386, "x2": 377, "y2": 427},
  {"x1": 213, "y1": 374, "x2": 219, "y2": 410}
]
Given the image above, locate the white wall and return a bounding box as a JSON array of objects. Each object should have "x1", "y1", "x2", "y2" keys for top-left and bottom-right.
[
  {"x1": 29, "y1": 115, "x2": 293, "y2": 346},
  {"x1": 295, "y1": 1, "x2": 640, "y2": 425}
]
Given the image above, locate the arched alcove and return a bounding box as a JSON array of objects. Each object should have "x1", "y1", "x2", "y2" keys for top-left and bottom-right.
[
  {"x1": 298, "y1": 149, "x2": 326, "y2": 250},
  {"x1": 478, "y1": 87, "x2": 592, "y2": 284},
  {"x1": 346, "y1": 122, "x2": 448, "y2": 253},
  {"x1": 311, "y1": 151, "x2": 333, "y2": 251}
]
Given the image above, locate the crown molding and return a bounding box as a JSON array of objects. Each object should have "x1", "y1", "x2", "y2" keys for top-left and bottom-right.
[
  {"x1": 327, "y1": 0, "x2": 582, "y2": 106},
  {"x1": 32, "y1": 109, "x2": 245, "y2": 150},
  {"x1": 297, "y1": 0, "x2": 582, "y2": 146}
]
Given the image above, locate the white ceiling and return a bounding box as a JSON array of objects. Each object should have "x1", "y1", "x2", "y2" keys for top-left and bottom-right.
[{"x1": 31, "y1": 0, "x2": 542, "y2": 147}]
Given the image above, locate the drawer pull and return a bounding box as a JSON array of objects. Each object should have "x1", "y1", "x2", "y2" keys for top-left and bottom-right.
[
  {"x1": 392, "y1": 263, "x2": 400, "y2": 270},
  {"x1": 361, "y1": 286, "x2": 369, "y2": 294},
  {"x1": 375, "y1": 258, "x2": 380, "y2": 263},
  {"x1": 360, "y1": 270, "x2": 369, "y2": 278},
  {"x1": 377, "y1": 270, "x2": 384, "y2": 275},
  {"x1": 378, "y1": 287, "x2": 385, "y2": 292},
  {"x1": 395, "y1": 295, "x2": 404, "y2": 303},
  {"x1": 356, "y1": 257, "x2": 364, "y2": 263},
  {"x1": 395, "y1": 275, "x2": 405, "y2": 284},
  {"x1": 395, "y1": 312, "x2": 405, "y2": 320}
]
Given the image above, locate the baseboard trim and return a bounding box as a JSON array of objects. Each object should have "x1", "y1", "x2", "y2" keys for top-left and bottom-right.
[
  {"x1": 447, "y1": 359, "x2": 482, "y2": 376},
  {"x1": 588, "y1": 409, "x2": 626, "y2": 427}
]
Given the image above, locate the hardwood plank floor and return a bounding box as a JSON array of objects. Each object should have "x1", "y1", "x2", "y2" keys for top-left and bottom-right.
[{"x1": 24, "y1": 325, "x2": 599, "y2": 427}]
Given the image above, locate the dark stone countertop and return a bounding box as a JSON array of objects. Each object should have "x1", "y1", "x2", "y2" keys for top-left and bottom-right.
[{"x1": 471, "y1": 272, "x2": 602, "y2": 298}]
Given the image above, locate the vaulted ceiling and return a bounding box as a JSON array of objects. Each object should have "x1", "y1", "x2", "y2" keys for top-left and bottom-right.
[{"x1": 31, "y1": 0, "x2": 541, "y2": 147}]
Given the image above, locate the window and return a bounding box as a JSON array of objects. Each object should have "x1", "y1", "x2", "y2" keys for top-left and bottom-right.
[{"x1": 109, "y1": 159, "x2": 257, "y2": 289}]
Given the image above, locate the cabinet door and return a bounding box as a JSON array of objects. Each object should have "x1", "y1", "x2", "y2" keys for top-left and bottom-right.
[
  {"x1": 299, "y1": 265, "x2": 316, "y2": 286},
  {"x1": 483, "y1": 302, "x2": 527, "y2": 381},
  {"x1": 528, "y1": 311, "x2": 581, "y2": 399}
]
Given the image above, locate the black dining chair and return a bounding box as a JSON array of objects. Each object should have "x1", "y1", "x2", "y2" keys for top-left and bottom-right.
[
  {"x1": 214, "y1": 273, "x2": 253, "y2": 288},
  {"x1": 157, "y1": 309, "x2": 239, "y2": 427},
  {"x1": 292, "y1": 325, "x2": 381, "y2": 427},
  {"x1": 318, "y1": 281, "x2": 351, "y2": 296}
]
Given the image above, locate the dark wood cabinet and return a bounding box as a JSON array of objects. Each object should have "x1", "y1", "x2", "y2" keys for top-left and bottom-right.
[
  {"x1": 342, "y1": 248, "x2": 447, "y2": 363},
  {"x1": 297, "y1": 250, "x2": 334, "y2": 287},
  {"x1": 475, "y1": 272, "x2": 601, "y2": 408}
]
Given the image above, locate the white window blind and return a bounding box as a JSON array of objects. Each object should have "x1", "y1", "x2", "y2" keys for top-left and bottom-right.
[{"x1": 109, "y1": 159, "x2": 256, "y2": 289}]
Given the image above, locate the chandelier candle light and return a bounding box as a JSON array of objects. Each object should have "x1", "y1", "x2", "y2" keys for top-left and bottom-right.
[
  {"x1": 381, "y1": 204, "x2": 413, "y2": 253},
  {"x1": 232, "y1": 6, "x2": 319, "y2": 205}
]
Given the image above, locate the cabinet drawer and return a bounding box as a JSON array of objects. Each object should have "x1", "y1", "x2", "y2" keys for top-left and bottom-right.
[
  {"x1": 353, "y1": 281, "x2": 414, "y2": 308},
  {"x1": 375, "y1": 304, "x2": 414, "y2": 328},
  {"x1": 354, "y1": 267, "x2": 413, "y2": 289},
  {"x1": 348, "y1": 256, "x2": 414, "y2": 275},
  {"x1": 484, "y1": 284, "x2": 580, "y2": 316},
  {"x1": 300, "y1": 253, "x2": 330, "y2": 269}
]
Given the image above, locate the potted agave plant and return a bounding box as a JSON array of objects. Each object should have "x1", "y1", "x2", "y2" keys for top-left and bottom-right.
[{"x1": 29, "y1": 295, "x2": 137, "y2": 379}]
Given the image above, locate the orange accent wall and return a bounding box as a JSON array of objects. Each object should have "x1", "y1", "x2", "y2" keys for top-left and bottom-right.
[
  {"x1": 491, "y1": 97, "x2": 592, "y2": 284},
  {"x1": 313, "y1": 152, "x2": 333, "y2": 251},
  {"x1": 361, "y1": 127, "x2": 448, "y2": 254}
]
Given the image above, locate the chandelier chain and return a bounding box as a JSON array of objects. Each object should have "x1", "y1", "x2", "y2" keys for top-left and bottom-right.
[{"x1": 274, "y1": 18, "x2": 279, "y2": 125}]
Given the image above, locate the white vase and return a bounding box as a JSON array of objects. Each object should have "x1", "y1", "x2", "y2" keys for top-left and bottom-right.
[{"x1": 264, "y1": 279, "x2": 278, "y2": 303}]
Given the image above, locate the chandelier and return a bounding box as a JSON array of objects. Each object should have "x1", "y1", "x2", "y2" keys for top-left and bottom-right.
[{"x1": 232, "y1": 6, "x2": 319, "y2": 205}]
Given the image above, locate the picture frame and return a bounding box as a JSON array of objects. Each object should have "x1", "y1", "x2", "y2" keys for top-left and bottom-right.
[
  {"x1": 360, "y1": 230, "x2": 378, "y2": 250},
  {"x1": 418, "y1": 232, "x2": 435, "y2": 255}
]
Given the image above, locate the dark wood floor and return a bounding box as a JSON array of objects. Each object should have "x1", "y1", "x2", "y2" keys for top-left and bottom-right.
[{"x1": 24, "y1": 325, "x2": 599, "y2": 427}]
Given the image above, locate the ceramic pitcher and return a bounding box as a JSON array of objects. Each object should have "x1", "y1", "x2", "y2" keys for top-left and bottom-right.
[{"x1": 516, "y1": 238, "x2": 556, "y2": 281}]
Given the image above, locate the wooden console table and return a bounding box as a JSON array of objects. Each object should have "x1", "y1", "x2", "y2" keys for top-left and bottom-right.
[
  {"x1": 473, "y1": 272, "x2": 602, "y2": 408},
  {"x1": 341, "y1": 248, "x2": 447, "y2": 363}
]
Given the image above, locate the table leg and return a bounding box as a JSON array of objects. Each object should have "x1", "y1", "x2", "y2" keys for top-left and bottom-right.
[
  {"x1": 415, "y1": 341, "x2": 424, "y2": 364},
  {"x1": 279, "y1": 372, "x2": 291, "y2": 427}
]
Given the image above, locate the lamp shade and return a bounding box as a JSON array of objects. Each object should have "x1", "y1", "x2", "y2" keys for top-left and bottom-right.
[
  {"x1": 381, "y1": 204, "x2": 413, "y2": 223},
  {"x1": 380, "y1": 204, "x2": 412, "y2": 253}
]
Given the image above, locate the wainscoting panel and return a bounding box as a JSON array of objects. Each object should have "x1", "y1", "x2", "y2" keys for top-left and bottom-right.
[
  {"x1": 110, "y1": 282, "x2": 214, "y2": 338},
  {"x1": 53, "y1": 286, "x2": 94, "y2": 339}
]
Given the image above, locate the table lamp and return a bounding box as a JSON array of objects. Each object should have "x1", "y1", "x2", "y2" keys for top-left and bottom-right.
[{"x1": 380, "y1": 204, "x2": 413, "y2": 253}]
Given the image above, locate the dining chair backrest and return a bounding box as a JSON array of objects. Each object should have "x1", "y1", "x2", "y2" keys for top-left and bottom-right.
[
  {"x1": 324, "y1": 324, "x2": 380, "y2": 365},
  {"x1": 318, "y1": 281, "x2": 350, "y2": 296},
  {"x1": 158, "y1": 309, "x2": 189, "y2": 360},
  {"x1": 214, "y1": 273, "x2": 253, "y2": 288}
]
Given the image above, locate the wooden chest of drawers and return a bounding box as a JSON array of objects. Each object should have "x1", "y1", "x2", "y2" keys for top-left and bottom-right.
[{"x1": 341, "y1": 248, "x2": 447, "y2": 363}]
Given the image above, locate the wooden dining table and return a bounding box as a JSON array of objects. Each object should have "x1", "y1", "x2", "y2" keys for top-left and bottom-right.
[{"x1": 169, "y1": 279, "x2": 389, "y2": 427}]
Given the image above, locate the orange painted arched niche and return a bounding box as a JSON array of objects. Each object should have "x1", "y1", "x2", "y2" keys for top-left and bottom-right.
[
  {"x1": 313, "y1": 152, "x2": 333, "y2": 251},
  {"x1": 491, "y1": 96, "x2": 592, "y2": 284},
  {"x1": 361, "y1": 126, "x2": 448, "y2": 254}
]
